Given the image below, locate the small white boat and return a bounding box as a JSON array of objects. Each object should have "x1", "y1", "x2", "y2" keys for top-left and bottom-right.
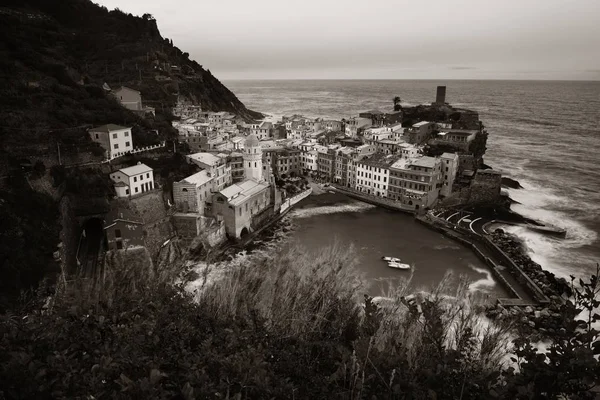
[
  {"x1": 388, "y1": 261, "x2": 411, "y2": 270},
  {"x1": 382, "y1": 256, "x2": 401, "y2": 262}
]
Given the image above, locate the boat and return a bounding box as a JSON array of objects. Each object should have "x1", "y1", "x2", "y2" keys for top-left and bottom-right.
[
  {"x1": 382, "y1": 256, "x2": 401, "y2": 262},
  {"x1": 388, "y1": 261, "x2": 411, "y2": 270}
]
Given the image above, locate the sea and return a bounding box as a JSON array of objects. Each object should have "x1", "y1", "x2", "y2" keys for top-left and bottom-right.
[{"x1": 225, "y1": 79, "x2": 600, "y2": 294}]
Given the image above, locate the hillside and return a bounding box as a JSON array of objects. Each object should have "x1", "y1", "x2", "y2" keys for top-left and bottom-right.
[{"x1": 0, "y1": 0, "x2": 262, "y2": 162}]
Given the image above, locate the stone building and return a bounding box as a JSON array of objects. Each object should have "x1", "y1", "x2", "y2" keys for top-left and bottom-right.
[
  {"x1": 103, "y1": 207, "x2": 144, "y2": 251},
  {"x1": 468, "y1": 170, "x2": 502, "y2": 204},
  {"x1": 172, "y1": 170, "x2": 213, "y2": 215}
]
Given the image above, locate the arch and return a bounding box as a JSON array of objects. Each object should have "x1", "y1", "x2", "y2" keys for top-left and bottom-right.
[
  {"x1": 240, "y1": 227, "x2": 249, "y2": 238},
  {"x1": 408, "y1": 200, "x2": 413, "y2": 206}
]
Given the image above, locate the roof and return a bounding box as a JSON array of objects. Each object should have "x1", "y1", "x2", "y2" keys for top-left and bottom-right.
[
  {"x1": 219, "y1": 179, "x2": 270, "y2": 207},
  {"x1": 441, "y1": 152, "x2": 458, "y2": 159},
  {"x1": 114, "y1": 86, "x2": 140, "y2": 94},
  {"x1": 411, "y1": 157, "x2": 438, "y2": 169},
  {"x1": 181, "y1": 170, "x2": 213, "y2": 186},
  {"x1": 118, "y1": 163, "x2": 153, "y2": 176},
  {"x1": 187, "y1": 152, "x2": 222, "y2": 167},
  {"x1": 104, "y1": 207, "x2": 143, "y2": 229},
  {"x1": 244, "y1": 134, "x2": 260, "y2": 148},
  {"x1": 412, "y1": 121, "x2": 431, "y2": 128},
  {"x1": 90, "y1": 124, "x2": 130, "y2": 133},
  {"x1": 359, "y1": 153, "x2": 401, "y2": 168}
]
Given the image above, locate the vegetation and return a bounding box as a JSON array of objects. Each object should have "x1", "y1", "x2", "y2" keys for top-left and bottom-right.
[
  {"x1": 393, "y1": 96, "x2": 402, "y2": 111},
  {"x1": 0, "y1": 175, "x2": 60, "y2": 312},
  {"x1": 0, "y1": 0, "x2": 260, "y2": 163},
  {"x1": 1, "y1": 242, "x2": 599, "y2": 399}
]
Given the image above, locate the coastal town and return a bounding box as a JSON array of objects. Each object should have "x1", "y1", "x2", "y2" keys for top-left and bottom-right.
[
  {"x1": 16, "y1": 82, "x2": 571, "y2": 335},
  {"x1": 87, "y1": 85, "x2": 504, "y2": 258}
]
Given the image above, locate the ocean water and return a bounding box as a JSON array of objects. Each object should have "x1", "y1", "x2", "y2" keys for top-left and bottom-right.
[{"x1": 226, "y1": 79, "x2": 600, "y2": 282}]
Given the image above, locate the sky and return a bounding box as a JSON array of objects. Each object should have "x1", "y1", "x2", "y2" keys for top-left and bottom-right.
[{"x1": 95, "y1": 0, "x2": 600, "y2": 80}]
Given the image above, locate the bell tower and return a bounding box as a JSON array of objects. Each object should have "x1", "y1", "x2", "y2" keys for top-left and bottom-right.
[{"x1": 243, "y1": 134, "x2": 263, "y2": 181}]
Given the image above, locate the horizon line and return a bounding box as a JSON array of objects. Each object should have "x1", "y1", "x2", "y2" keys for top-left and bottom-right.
[{"x1": 221, "y1": 77, "x2": 600, "y2": 82}]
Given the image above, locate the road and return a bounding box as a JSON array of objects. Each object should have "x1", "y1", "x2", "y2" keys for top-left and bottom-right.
[{"x1": 76, "y1": 219, "x2": 103, "y2": 278}]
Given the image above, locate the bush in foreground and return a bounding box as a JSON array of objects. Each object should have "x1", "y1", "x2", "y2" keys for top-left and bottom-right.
[{"x1": 0, "y1": 245, "x2": 598, "y2": 399}]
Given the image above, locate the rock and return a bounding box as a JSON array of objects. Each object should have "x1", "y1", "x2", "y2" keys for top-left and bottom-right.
[
  {"x1": 524, "y1": 306, "x2": 534, "y2": 314},
  {"x1": 540, "y1": 309, "x2": 551, "y2": 318},
  {"x1": 521, "y1": 316, "x2": 529, "y2": 323},
  {"x1": 501, "y1": 177, "x2": 524, "y2": 189},
  {"x1": 528, "y1": 321, "x2": 535, "y2": 328}
]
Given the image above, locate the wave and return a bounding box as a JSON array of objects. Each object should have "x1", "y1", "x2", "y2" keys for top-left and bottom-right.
[
  {"x1": 290, "y1": 202, "x2": 377, "y2": 219},
  {"x1": 499, "y1": 181, "x2": 598, "y2": 280},
  {"x1": 433, "y1": 244, "x2": 462, "y2": 251}
]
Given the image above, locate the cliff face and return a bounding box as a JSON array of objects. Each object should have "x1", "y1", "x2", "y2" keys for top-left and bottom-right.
[{"x1": 0, "y1": 0, "x2": 261, "y2": 153}]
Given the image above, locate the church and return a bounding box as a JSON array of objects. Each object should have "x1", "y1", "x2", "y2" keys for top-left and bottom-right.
[{"x1": 211, "y1": 134, "x2": 275, "y2": 238}]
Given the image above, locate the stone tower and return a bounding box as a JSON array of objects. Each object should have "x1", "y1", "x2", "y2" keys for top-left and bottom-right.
[
  {"x1": 243, "y1": 134, "x2": 263, "y2": 181},
  {"x1": 435, "y1": 86, "x2": 447, "y2": 105}
]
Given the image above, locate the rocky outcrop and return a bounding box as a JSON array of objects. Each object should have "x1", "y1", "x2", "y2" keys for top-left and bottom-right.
[
  {"x1": 501, "y1": 177, "x2": 524, "y2": 189},
  {"x1": 490, "y1": 229, "x2": 571, "y2": 297}
]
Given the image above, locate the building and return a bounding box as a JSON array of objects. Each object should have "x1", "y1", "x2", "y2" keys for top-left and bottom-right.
[
  {"x1": 172, "y1": 170, "x2": 214, "y2": 215},
  {"x1": 364, "y1": 126, "x2": 393, "y2": 143},
  {"x1": 388, "y1": 156, "x2": 442, "y2": 210},
  {"x1": 333, "y1": 147, "x2": 354, "y2": 186},
  {"x1": 228, "y1": 152, "x2": 245, "y2": 182},
  {"x1": 89, "y1": 124, "x2": 133, "y2": 159},
  {"x1": 433, "y1": 129, "x2": 478, "y2": 148},
  {"x1": 359, "y1": 110, "x2": 385, "y2": 126},
  {"x1": 112, "y1": 86, "x2": 142, "y2": 111},
  {"x1": 405, "y1": 121, "x2": 435, "y2": 144},
  {"x1": 323, "y1": 120, "x2": 343, "y2": 132},
  {"x1": 355, "y1": 153, "x2": 399, "y2": 197},
  {"x1": 301, "y1": 150, "x2": 318, "y2": 173},
  {"x1": 109, "y1": 163, "x2": 154, "y2": 198},
  {"x1": 186, "y1": 152, "x2": 232, "y2": 192},
  {"x1": 435, "y1": 86, "x2": 447, "y2": 105},
  {"x1": 345, "y1": 117, "x2": 372, "y2": 137},
  {"x1": 243, "y1": 134, "x2": 263, "y2": 181},
  {"x1": 264, "y1": 148, "x2": 302, "y2": 178},
  {"x1": 252, "y1": 121, "x2": 273, "y2": 140},
  {"x1": 211, "y1": 180, "x2": 271, "y2": 238},
  {"x1": 104, "y1": 207, "x2": 144, "y2": 251},
  {"x1": 440, "y1": 152, "x2": 459, "y2": 197},
  {"x1": 317, "y1": 149, "x2": 336, "y2": 181},
  {"x1": 384, "y1": 111, "x2": 403, "y2": 125},
  {"x1": 469, "y1": 170, "x2": 502, "y2": 204}
]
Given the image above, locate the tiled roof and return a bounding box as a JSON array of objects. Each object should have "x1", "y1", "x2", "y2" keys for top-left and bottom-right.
[
  {"x1": 90, "y1": 124, "x2": 130, "y2": 133},
  {"x1": 118, "y1": 163, "x2": 153, "y2": 176}
]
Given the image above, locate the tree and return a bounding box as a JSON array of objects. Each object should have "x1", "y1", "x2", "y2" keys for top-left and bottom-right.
[
  {"x1": 393, "y1": 96, "x2": 402, "y2": 111},
  {"x1": 500, "y1": 265, "x2": 600, "y2": 399}
]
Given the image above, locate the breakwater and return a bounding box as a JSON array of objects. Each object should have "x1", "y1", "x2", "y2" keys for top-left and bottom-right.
[{"x1": 416, "y1": 213, "x2": 550, "y2": 307}]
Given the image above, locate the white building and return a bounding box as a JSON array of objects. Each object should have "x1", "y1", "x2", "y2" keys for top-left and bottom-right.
[
  {"x1": 301, "y1": 150, "x2": 318, "y2": 172},
  {"x1": 186, "y1": 152, "x2": 232, "y2": 192},
  {"x1": 355, "y1": 154, "x2": 399, "y2": 197},
  {"x1": 243, "y1": 134, "x2": 263, "y2": 181},
  {"x1": 109, "y1": 162, "x2": 154, "y2": 198},
  {"x1": 172, "y1": 170, "x2": 214, "y2": 215},
  {"x1": 440, "y1": 152, "x2": 459, "y2": 197},
  {"x1": 89, "y1": 124, "x2": 134, "y2": 160}
]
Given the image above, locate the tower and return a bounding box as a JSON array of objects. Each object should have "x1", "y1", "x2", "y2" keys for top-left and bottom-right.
[
  {"x1": 243, "y1": 134, "x2": 263, "y2": 181},
  {"x1": 435, "y1": 86, "x2": 446, "y2": 105}
]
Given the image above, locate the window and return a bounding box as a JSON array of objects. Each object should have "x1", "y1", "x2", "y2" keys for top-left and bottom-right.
[
  {"x1": 115, "y1": 229, "x2": 122, "y2": 238},
  {"x1": 95, "y1": 134, "x2": 99, "y2": 139},
  {"x1": 133, "y1": 177, "x2": 137, "y2": 182},
  {"x1": 125, "y1": 189, "x2": 129, "y2": 195},
  {"x1": 135, "y1": 187, "x2": 139, "y2": 193},
  {"x1": 112, "y1": 133, "x2": 118, "y2": 139},
  {"x1": 116, "y1": 241, "x2": 123, "y2": 250},
  {"x1": 125, "y1": 141, "x2": 130, "y2": 147},
  {"x1": 125, "y1": 131, "x2": 129, "y2": 137},
  {"x1": 146, "y1": 173, "x2": 150, "y2": 178}
]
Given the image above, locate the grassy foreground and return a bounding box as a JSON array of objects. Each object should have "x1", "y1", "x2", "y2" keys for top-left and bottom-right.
[{"x1": 1, "y1": 244, "x2": 598, "y2": 399}]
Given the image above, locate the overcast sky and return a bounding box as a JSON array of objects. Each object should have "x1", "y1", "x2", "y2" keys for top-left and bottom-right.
[{"x1": 95, "y1": 0, "x2": 600, "y2": 80}]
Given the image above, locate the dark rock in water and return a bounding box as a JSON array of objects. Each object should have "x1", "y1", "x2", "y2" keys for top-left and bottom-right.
[{"x1": 501, "y1": 177, "x2": 524, "y2": 189}]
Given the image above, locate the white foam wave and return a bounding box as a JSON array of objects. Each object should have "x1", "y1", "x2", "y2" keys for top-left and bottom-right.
[
  {"x1": 290, "y1": 202, "x2": 376, "y2": 219},
  {"x1": 467, "y1": 264, "x2": 497, "y2": 293},
  {"x1": 433, "y1": 244, "x2": 461, "y2": 251},
  {"x1": 499, "y1": 180, "x2": 598, "y2": 280}
]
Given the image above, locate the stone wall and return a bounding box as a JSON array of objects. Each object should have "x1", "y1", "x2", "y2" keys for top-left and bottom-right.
[{"x1": 469, "y1": 170, "x2": 502, "y2": 205}]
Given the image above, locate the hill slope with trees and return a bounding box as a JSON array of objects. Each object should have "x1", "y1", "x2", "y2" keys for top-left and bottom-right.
[{"x1": 0, "y1": 0, "x2": 261, "y2": 160}]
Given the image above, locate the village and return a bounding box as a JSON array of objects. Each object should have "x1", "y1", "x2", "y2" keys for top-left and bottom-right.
[{"x1": 80, "y1": 85, "x2": 506, "y2": 269}]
